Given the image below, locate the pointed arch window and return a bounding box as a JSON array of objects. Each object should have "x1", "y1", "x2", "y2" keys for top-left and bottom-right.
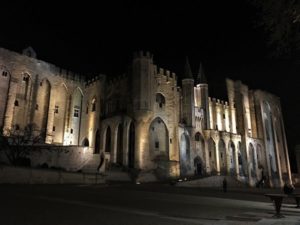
[
  {"x1": 92, "y1": 98, "x2": 96, "y2": 112},
  {"x1": 2, "y1": 71, "x2": 7, "y2": 77},
  {"x1": 195, "y1": 132, "x2": 201, "y2": 141},
  {"x1": 156, "y1": 93, "x2": 165, "y2": 109}
]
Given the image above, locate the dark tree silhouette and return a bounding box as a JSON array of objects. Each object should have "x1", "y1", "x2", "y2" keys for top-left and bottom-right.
[
  {"x1": 0, "y1": 124, "x2": 47, "y2": 166},
  {"x1": 249, "y1": 0, "x2": 300, "y2": 59}
]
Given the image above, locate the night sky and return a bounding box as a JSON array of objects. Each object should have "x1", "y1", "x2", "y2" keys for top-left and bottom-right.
[{"x1": 1, "y1": 1, "x2": 299, "y2": 171}]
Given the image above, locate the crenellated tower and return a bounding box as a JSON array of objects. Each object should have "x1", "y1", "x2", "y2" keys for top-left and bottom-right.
[
  {"x1": 131, "y1": 51, "x2": 155, "y2": 115},
  {"x1": 194, "y1": 62, "x2": 209, "y2": 129},
  {"x1": 181, "y1": 57, "x2": 195, "y2": 127}
]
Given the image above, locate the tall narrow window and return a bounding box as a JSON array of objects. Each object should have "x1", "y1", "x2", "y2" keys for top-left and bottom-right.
[
  {"x1": 86, "y1": 104, "x2": 89, "y2": 114},
  {"x1": 156, "y1": 93, "x2": 165, "y2": 109},
  {"x1": 55, "y1": 105, "x2": 59, "y2": 113},
  {"x1": 35, "y1": 104, "x2": 39, "y2": 110},
  {"x1": 14, "y1": 100, "x2": 19, "y2": 106},
  {"x1": 73, "y1": 108, "x2": 79, "y2": 117},
  {"x1": 2, "y1": 71, "x2": 7, "y2": 77},
  {"x1": 92, "y1": 98, "x2": 96, "y2": 112}
]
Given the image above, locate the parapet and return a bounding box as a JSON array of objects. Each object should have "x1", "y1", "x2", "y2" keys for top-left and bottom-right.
[
  {"x1": 85, "y1": 74, "x2": 106, "y2": 87},
  {"x1": 156, "y1": 66, "x2": 177, "y2": 84},
  {"x1": 133, "y1": 50, "x2": 153, "y2": 61}
]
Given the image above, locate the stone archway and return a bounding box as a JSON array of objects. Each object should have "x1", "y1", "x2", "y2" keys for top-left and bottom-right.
[
  {"x1": 180, "y1": 133, "x2": 190, "y2": 176},
  {"x1": 128, "y1": 122, "x2": 135, "y2": 168},
  {"x1": 238, "y1": 142, "x2": 247, "y2": 176},
  {"x1": 219, "y1": 139, "x2": 226, "y2": 175},
  {"x1": 116, "y1": 124, "x2": 123, "y2": 165},
  {"x1": 195, "y1": 132, "x2": 205, "y2": 175},
  {"x1": 249, "y1": 143, "x2": 256, "y2": 178},
  {"x1": 94, "y1": 130, "x2": 100, "y2": 154},
  {"x1": 82, "y1": 138, "x2": 89, "y2": 147},
  {"x1": 105, "y1": 126, "x2": 111, "y2": 153},
  {"x1": 194, "y1": 156, "x2": 203, "y2": 176},
  {"x1": 149, "y1": 117, "x2": 169, "y2": 160},
  {"x1": 208, "y1": 138, "x2": 217, "y2": 174},
  {"x1": 229, "y1": 141, "x2": 236, "y2": 175}
]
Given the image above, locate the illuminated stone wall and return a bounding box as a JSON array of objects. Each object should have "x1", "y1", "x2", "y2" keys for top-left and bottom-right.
[{"x1": 0, "y1": 47, "x2": 291, "y2": 186}]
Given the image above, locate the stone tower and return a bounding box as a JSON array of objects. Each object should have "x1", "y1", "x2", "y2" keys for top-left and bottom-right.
[
  {"x1": 194, "y1": 62, "x2": 209, "y2": 129},
  {"x1": 132, "y1": 51, "x2": 155, "y2": 114},
  {"x1": 181, "y1": 57, "x2": 195, "y2": 127}
]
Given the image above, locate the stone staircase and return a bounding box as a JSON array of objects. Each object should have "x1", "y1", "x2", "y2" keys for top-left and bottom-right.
[
  {"x1": 104, "y1": 165, "x2": 132, "y2": 182},
  {"x1": 81, "y1": 154, "x2": 101, "y2": 174},
  {"x1": 176, "y1": 175, "x2": 247, "y2": 188}
]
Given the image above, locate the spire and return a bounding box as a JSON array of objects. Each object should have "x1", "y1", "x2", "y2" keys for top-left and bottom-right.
[
  {"x1": 184, "y1": 56, "x2": 193, "y2": 79},
  {"x1": 197, "y1": 62, "x2": 207, "y2": 84}
]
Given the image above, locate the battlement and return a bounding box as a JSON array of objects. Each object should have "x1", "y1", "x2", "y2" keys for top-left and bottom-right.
[
  {"x1": 55, "y1": 67, "x2": 84, "y2": 82},
  {"x1": 0, "y1": 47, "x2": 86, "y2": 82},
  {"x1": 105, "y1": 73, "x2": 127, "y2": 88},
  {"x1": 209, "y1": 97, "x2": 228, "y2": 107},
  {"x1": 133, "y1": 50, "x2": 153, "y2": 60},
  {"x1": 156, "y1": 67, "x2": 176, "y2": 80},
  {"x1": 85, "y1": 74, "x2": 106, "y2": 87}
]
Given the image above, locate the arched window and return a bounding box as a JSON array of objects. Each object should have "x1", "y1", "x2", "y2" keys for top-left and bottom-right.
[
  {"x1": 195, "y1": 132, "x2": 201, "y2": 141},
  {"x1": 2, "y1": 71, "x2": 8, "y2": 77},
  {"x1": 15, "y1": 124, "x2": 20, "y2": 130},
  {"x1": 82, "y1": 138, "x2": 89, "y2": 147},
  {"x1": 156, "y1": 93, "x2": 165, "y2": 109},
  {"x1": 105, "y1": 126, "x2": 111, "y2": 152},
  {"x1": 94, "y1": 130, "x2": 100, "y2": 154},
  {"x1": 14, "y1": 100, "x2": 19, "y2": 106},
  {"x1": 92, "y1": 98, "x2": 96, "y2": 112}
]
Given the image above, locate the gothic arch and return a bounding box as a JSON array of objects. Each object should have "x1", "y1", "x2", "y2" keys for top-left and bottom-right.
[
  {"x1": 116, "y1": 123, "x2": 123, "y2": 165},
  {"x1": 149, "y1": 117, "x2": 169, "y2": 160},
  {"x1": 208, "y1": 138, "x2": 217, "y2": 174},
  {"x1": 155, "y1": 93, "x2": 166, "y2": 109},
  {"x1": 249, "y1": 143, "x2": 256, "y2": 178},
  {"x1": 105, "y1": 126, "x2": 112, "y2": 152},
  {"x1": 128, "y1": 122, "x2": 135, "y2": 168},
  {"x1": 94, "y1": 129, "x2": 100, "y2": 154},
  {"x1": 218, "y1": 139, "x2": 227, "y2": 175},
  {"x1": 228, "y1": 141, "x2": 236, "y2": 175},
  {"x1": 180, "y1": 132, "x2": 190, "y2": 176},
  {"x1": 194, "y1": 132, "x2": 205, "y2": 174},
  {"x1": 82, "y1": 138, "x2": 89, "y2": 147},
  {"x1": 238, "y1": 141, "x2": 247, "y2": 176}
]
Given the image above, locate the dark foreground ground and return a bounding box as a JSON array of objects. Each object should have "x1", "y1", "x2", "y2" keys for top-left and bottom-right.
[{"x1": 1, "y1": 183, "x2": 300, "y2": 225}]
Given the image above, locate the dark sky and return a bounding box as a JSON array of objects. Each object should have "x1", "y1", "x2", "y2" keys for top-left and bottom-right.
[{"x1": 1, "y1": 1, "x2": 300, "y2": 171}]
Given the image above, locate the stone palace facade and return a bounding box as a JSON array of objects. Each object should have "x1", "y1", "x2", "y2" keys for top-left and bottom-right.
[{"x1": 0, "y1": 47, "x2": 291, "y2": 187}]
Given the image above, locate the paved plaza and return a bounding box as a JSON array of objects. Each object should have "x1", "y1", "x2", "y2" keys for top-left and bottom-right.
[{"x1": 0, "y1": 183, "x2": 299, "y2": 225}]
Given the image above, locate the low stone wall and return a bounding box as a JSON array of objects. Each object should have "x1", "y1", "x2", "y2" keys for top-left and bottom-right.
[
  {"x1": 176, "y1": 175, "x2": 246, "y2": 188},
  {"x1": 0, "y1": 145, "x2": 97, "y2": 172},
  {"x1": 0, "y1": 166, "x2": 105, "y2": 184}
]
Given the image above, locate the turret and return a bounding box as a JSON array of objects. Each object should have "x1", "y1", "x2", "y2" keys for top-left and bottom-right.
[
  {"x1": 131, "y1": 51, "x2": 155, "y2": 112},
  {"x1": 195, "y1": 62, "x2": 209, "y2": 129},
  {"x1": 181, "y1": 57, "x2": 195, "y2": 127}
]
